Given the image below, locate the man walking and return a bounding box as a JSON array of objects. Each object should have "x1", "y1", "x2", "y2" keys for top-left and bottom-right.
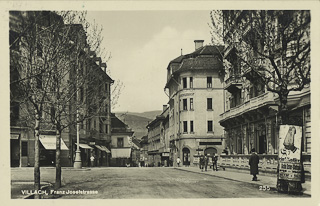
[
  {"x1": 212, "y1": 154, "x2": 218, "y2": 171},
  {"x1": 249, "y1": 148, "x2": 259, "y2": 181},
  {"x1": 204, "y1": 154, "x2": 208, "y2": 172}
]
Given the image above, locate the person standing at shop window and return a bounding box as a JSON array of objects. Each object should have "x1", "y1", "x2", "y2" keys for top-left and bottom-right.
[{"x1": 249, "y1": 148, "x2": 259, "y2": 181}]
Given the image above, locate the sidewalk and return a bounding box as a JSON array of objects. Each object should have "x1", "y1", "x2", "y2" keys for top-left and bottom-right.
[{"x1": 174, "y1": 166, "x2": 311, "y2": 196}]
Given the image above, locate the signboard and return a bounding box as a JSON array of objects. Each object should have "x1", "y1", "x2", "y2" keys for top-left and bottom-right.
[
  {"x1": 162, "y1": 153, "x2": 169, "y2": 157},
  {"x1": 193, "y1": 157, "x2": 199, "y2": 164},
  {"x1": 278, "y1": 125, "x2": 302, "y2": 181}
]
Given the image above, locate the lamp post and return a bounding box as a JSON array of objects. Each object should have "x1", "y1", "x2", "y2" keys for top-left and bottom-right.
[{"x1": 73, "y1": 110, "x2": 82, "y2": 168}]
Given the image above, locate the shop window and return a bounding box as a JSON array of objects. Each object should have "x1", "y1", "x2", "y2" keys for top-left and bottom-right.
[
  {"x1": 183, "y1": 121, "x2": 188, "y2": 133},
  {"x1": 207, "y1": 77, "x2": 212, "y2": 88},
  {"x1": 22, "y1": 141, "x2": 28, "y2": 156},
  {"x1": 105, "y1": 124, "x2": 108, "y2": 134},
  {"x1": 208, "y1": 121, "x2": 213, "y2": 132},
  {"x1": 190, "y1": 98, "x2": 193, "y2": 110}
]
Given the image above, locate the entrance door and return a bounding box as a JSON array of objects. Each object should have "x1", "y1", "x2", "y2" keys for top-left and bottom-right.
[
  {"x1": 259, "y1": 135, "x2": 266, "y2": 154},
  {"x1": 182, "y1": 148, "x2": 190, "y2": 166},
  {"x1": 204, "y1": 147, "x2": 217, "y2": 157}
]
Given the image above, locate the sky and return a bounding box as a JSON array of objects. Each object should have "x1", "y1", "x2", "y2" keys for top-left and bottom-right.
[{"x1": 86, "y1": 11, "x2": 212, "y2": 113}]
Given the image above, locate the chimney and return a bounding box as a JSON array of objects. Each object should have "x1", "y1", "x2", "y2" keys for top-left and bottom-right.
[
  {"x1": 194, "y1": 40, "x2": 204, "y2": 50},
  {"x1": 101, "y1": 63, "x2": 107, "y2": 73},
  {"x1": 163, "y1": 105, "x2": 168, "y2": 112}
]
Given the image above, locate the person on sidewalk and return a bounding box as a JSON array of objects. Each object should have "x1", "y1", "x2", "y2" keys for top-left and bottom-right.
[
  {"x1": 204, "y1": 154, "x2": 208, "y2": 172},
  {"x1": 90, "y1": 155, "x2": 95, "y2": 167},
  {"x1": 249, "y1": 148, "x2": 259, "y2": 181},
  {"x1": 199, "y1": 155, "x2": 204, "y2": 172},
  {"x1": 176, "y1": 157, "x2": 181, "y2": 167},
  {"x1": 212, "y1": 154, "x2": 218, "y2": 171}
]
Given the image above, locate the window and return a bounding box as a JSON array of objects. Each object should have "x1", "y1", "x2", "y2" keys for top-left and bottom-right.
[
  {"x1": 183, "y1": 78, "x2": 187, "y2": 88},
  {"x1": 94, "y1": 119, "x2": 96, "y2": 129},
  {"x1": 207, "y1": 77, "x2": 212, "y2": 88},
  {"x1": 105, "y1": 124, "x2": 109, "y2": 134},
  {"x1": 87, "y1": 119, "x2": 91, "y2": 130},
  {"x1": 190, "y1": 98, "x2": 194, "y2": 110},
  {"x1": 99, "y1": 119, "x2": 103, "y2": 133},
  {"x1": 190, "y1": 77, "x2": 193, "y2": 88},
  {"x1": 117, "y1": 137, "x2": 124, "y2": 148},
  {"x1": 190, "y1": 121, "x2": 194, "y2": 133},
  {"x1": 208, "y1": 121, "x2": 213, "y2": 132},
  {"x1": 183, "y1": 99, "x2": 187, "y2": 110},
  {"x1": 183, "y1": 121, "x2": 188, "y2": 133},
  {"x1": 207, "y1": 98, "x2": 213, "y2": 110},
  {"x1": 22, "y1": 142, "x2": 28, "y2": 156}
]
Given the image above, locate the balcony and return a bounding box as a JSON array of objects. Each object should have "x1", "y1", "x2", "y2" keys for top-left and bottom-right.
[
  {"x1": 242, "y1": 58, "x2": 266, "y2": 81},
  {"x1": 224, "y1": 74, "x2": 242, "y2": 93},
  {"x1": 220, "y1": 92, "x2": 276, "y2": 125}
]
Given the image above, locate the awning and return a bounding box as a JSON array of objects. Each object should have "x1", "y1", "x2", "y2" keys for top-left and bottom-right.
[
  {"x1": 111, "y1": 148, "x2": 131, "y2": 158},
  {"x1": 39, "y1": 135, "x2": 69, "y2": 150},
  {"x1": 76, "y1": 143, "x2": 93, "y2": 150},
  {"x1": 101, "y1": 146, "x2": 111, "y2": 153},
  {"x1": 10, "y1": 133, "x2": 20, "y2": 139},
  {"x1": 95, "y1": 145, "x2": 111, "y2": 153}
]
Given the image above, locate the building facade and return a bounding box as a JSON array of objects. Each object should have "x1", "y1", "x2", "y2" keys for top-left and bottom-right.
[
  {"x1": 10, "y1": 11, "x2": 113, "y2": 167},
  {"x1": 218, "y1": 10, "x2": 311, "y2": 175},
  {"x1": 164, "y1": 40, "x2": 225, "y2": 167},
  {"x1": 110, "y1": 113, "x2": 134, "y2": 167},
  {"x1": 146, "y1": 106, "x2": 170, "y2": 167}
]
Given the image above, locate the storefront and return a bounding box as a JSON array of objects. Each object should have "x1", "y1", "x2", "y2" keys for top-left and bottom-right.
[
  {"x1": 110, "y1": 147, "x2": 132, "y2": 167},
  {"x1": 39, "y1": 134, "x2": 69, "y2": 166}
]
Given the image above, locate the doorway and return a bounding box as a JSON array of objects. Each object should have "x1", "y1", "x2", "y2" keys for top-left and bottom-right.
[{"x1": 182, "y1": 148, "x2": 190, "y2": 166}]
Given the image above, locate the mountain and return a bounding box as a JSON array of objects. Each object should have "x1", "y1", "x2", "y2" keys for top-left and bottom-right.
[{"x1": 114, "y1": 110, "x2": 162, "y2": 140}]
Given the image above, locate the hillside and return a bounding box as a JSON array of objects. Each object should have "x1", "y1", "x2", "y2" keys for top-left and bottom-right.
[{"x1": 114, "y1": 110, "x2": 162, "y2": 140}]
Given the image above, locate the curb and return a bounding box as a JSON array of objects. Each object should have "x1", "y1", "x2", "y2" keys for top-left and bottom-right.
[{"x1": 174, "y1": 167, "x2": 310, "y2": 196}]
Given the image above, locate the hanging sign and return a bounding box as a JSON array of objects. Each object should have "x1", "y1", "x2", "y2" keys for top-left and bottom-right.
[{"x1": 278, "y1": 125, "x2": 302, "y2": 181}]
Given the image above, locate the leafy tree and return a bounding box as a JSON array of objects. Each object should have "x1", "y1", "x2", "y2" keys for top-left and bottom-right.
[{"x1": 210, "y1": 10, "x2": 310, "y2": 193}]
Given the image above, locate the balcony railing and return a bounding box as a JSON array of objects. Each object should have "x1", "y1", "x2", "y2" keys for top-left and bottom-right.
[
  {"x1": 224, "y1": 74, "x2": 242, "y2": 92},
  {"x1": 220, "y1": 92, "x2": 276, "y2": 122}
]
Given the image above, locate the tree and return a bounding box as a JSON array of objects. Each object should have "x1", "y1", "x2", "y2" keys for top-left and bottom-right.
[
  {"x1": 10, "y1": 11, "x2": 123, "y2": 192},
  {"x1": 210, "y1": 10, "x2": 310, "y2": 193}
]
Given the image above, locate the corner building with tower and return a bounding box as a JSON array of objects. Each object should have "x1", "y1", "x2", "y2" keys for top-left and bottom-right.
[{"x1": 164, "y1": 40, "x2": 225, "y2": 166}]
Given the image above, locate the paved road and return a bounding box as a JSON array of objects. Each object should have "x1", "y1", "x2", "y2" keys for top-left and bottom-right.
[{"x1": 11, "y1": 167, "x2": 305, "y2": 199}]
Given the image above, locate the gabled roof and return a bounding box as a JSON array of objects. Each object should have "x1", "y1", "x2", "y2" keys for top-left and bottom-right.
[{"x1": 111, "y1": 113, "x2": 134, "y2": 134}]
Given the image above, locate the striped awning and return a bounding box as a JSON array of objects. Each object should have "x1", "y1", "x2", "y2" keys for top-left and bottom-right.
[
  {"x1": 76, "y1": 143, "x2": 93, "y2": 150},
  {"x1": 101, "y1": 146, "x2": 111, "y2": 153},
  {"x1": 111, "y1": 148, "x2": 131, "y2": 158},
  {"x1": 40, "y1": 135, "x2": 69, "y2": 150}
]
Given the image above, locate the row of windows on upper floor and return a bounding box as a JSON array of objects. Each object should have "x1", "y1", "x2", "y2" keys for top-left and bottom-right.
[
  {"x1": 182, "y1": 120, "x2": 214, "y2": 133},
  {"x1": 182, "y1": 76, "x2": 213, "y2": 89},
  {"x1": 182, "y1": 98, "x2": 213, "y2": 111}
]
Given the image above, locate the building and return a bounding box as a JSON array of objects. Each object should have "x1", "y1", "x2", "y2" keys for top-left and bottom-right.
[
  {"x1": 110, "y1": 113, "x2": 134, "y2": 166},
  {"x1": 218, "y1": 10, "x2": 311, "y2": 175},
  {"x1": 146, "y1": 105, "x2": 170, "y2": 167},
  {"x1": 139, "y1": 135, "x2": 148, "y2": 166},
  {"x1": 164, "y1": 40, "x2": 225, "y2": 167},
  {"x1": 9, "y1": 11, "x2": 113, "y2": 167}
]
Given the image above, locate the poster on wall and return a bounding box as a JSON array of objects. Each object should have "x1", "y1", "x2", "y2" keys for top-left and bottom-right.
[{"x1": 278, "y1": 125, "x2": 302, "y2": 181}]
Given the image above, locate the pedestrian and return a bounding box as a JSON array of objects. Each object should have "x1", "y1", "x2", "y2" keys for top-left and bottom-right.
[
  {"x1": 176, "y1": 157, "x2": 181, "y2": 167},
  {"x1": 212, "y1": 154, "x2": 218, "y2": 171},
  {"x1": 199, "y1": 155, "x2": 204, "y2": 171},
  {"x1": 249, "y1": 148, "x2": 259, "y2": 181},
  {"x1": 90, "y1": 155, "x2": 95, "y2": 167},
  {"x1": 204, "y1": 154, "x2": 208, "y2": 171}
]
